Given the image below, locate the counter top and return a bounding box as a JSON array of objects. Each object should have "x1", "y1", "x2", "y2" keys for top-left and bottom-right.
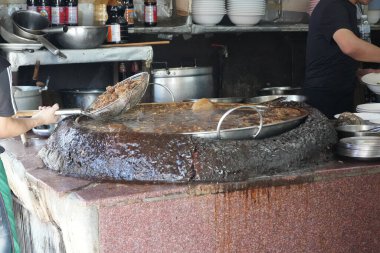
[
  {"x1": 1, "y1": 134, "x2": 379, "y2": 200},
  {"x1": 1, "y1": 135, "x2": 379, "y2": 253}
]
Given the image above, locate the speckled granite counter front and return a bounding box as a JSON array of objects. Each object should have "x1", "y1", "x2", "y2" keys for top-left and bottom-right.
[{"x1": 0, "y1": 137, "x2": 379, "y2": 253}]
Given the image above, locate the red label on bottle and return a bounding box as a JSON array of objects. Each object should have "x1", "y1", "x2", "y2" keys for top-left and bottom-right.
[
  {"x1": 37, "y1": 6, "x2": 51, "y2": 22},
  {"x1": 51, "y1": 6, "x2": 66, "y2": 25},
  {"x1": 144, "y1": 5, "x2": 157, "y2": 23},
  {"x1": 66, "y1": 6, "x2": 78, "y2": 25}
]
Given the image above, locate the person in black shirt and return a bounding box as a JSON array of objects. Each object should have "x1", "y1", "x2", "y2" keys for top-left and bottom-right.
[
  {"x1": 303, "y1": 0, "x2": 380, "y2": 119},
  {"x1": 0, "y1": 56, "x2": 59, "y2": 253}
]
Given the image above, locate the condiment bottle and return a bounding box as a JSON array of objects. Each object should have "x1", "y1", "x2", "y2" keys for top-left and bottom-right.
[
  {"x1": 66, "y1": 0, "x2": 78, "y2": 26},
  {"x1": 37, "y1": 0, "x2": 52, "y2": 22},
  {"x1": 106, "y1": 0, "x2": 128, "y2": 43},
  {"x1": 78, "y1": 0, "x2": 95, "y2": 25},
  {"x1": 94, "y1": 0, "x2": 108, "y2": 25},
  {"x1": 27, "y1": 0, "x2": 38, "y2": 12},
  {"x1": 118, "y1": 62, "x2": 127, "y2": 81},
  {"x1": 51, "y1": 0, "x2": 66, "y2": 26},
  {"x1": 144, "y1": 0, "x2": 157, "y2": 27},
  {"x1": 360, "y1": 15, "x2": 371, "y2": 43},
  {"x1": 124, "y1": 0, "x2": 134, "y2": 27}
]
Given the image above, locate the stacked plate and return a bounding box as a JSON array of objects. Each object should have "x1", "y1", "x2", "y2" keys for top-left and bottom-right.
[
  {"x1": 227, "y1": 0, "x2": 266, "y2": 26},
  {"x1": 308, "y1": 0, "x2": 320, "y2": 15},
  {"x1": 356, "y1": 103, "x2": 380, "y2": 113},
  {"x1": 192, "y1": 0, "x2": 226, "y2": 26},
  {"x1": 336, "y1": 136, "x2": 380, "y2": 160}
]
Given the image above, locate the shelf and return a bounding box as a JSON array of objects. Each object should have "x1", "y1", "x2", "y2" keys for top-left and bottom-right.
[{"x1": 0, "y1": 46, "x2": 154, "y2": 71}]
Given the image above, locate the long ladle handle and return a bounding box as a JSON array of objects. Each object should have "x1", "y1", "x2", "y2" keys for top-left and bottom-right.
[
  {"x1": 15, "y1": 108, "x2": 82, "y2": 117},
  {"x1": 36, "y1": 36, "x2": 67, "y2": 59}
]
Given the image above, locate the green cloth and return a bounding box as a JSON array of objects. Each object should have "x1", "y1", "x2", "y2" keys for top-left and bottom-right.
[{"x1": 0, "y1": 158, "x2": 20, "y2": 253}]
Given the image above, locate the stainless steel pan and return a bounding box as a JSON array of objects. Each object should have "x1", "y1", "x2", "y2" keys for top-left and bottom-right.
[
  {"x1": 0, "y1": 16, "x2": 38, "y2": 44},
  {"x1": 11, "y1": 10, "x2": 66, "y2": 58}
]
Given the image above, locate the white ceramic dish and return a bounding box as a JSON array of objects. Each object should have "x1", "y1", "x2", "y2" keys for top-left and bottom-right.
[
  {"x1": 228, "y1": 14, "x2": 262, "y2": 26},
  {"x1": 192, "y1": 13, "x2": 225, "y2": 25},
  {"x1": 361, "y1": 73, "x2": 380, "y2": 94},
  {"x1": 356, "y1": 103, "x2": 380, "y2": 113},
  {"x1": 334, "y1": 112, "x2": 380, "y2": 121}
]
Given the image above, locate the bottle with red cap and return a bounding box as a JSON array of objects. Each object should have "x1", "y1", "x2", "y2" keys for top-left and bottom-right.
[
  {"x1": 51, "y1": 0, "x2": 66, "y2": 26},
  {"x1": 66, "y1": 0, "x2": 78, "y2": 26}
]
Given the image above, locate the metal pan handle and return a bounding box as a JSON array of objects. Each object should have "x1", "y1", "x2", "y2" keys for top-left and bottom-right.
[
  {"x1": 216, "y1": 105, "x2": 263, "y2": 139},
  {"x1": 149, "y1": 82, "x2": 175, "y2": 102},
  {"x1": 36, "y1": 35, "x2": 67, "y2": 59}
]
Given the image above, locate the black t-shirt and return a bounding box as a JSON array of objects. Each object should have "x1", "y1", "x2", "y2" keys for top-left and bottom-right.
[
  {"x1": 304, "y1": 0, "x2": 360, "y2": 92},
  {"x1": 0, "y1": 56, "x2": 14, "y2": 117}
]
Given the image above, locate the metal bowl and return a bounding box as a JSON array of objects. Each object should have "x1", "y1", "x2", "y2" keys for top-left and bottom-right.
[
  {"x1": 245, "y1": 95, "x2": 307, "y2": 104},
  {"x1": 335, "y1": 125, "x2": 380, "y2": 139},
  {"x1": 259, "y1": 86, "x2": 302, "y2": 96},
  {"x1": 53, "y1": 26, "x2": 108, "y2": 49}
]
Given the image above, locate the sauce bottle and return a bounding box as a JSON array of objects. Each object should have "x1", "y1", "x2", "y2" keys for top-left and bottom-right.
[
  {"x1": 66, "y1": 0, "x2": 78, "y2": 26},
  {"x1": 124, "y1": 0, "x2": 134, "y2": 27},
  {"x1": 51, "y1": 0, "x2": 66, "y2": 26},
  {"x1": 106, "y1": 0, "x2": 128, "y2": 43},
  {"x1": 37, "y1": 0, "x2": 52, "y2": 22},
  {"x1": 94, "y1": 0, "x2": 108, "y2": 25},
  {"x1": 144, "y1": 0, "x2": 157, "y2": 27}
]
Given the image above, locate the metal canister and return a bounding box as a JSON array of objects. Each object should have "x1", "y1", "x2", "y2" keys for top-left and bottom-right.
[{"x1": 151, "y1": 66, "x2": 215, "y2": 102}]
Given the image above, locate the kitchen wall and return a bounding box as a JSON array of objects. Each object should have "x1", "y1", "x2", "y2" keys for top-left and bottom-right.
[{"x1": 16, "y1": 30, "x2": 380, "y2": 105}]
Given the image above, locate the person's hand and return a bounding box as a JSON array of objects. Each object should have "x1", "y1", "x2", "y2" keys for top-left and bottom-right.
[
  {"x1": 32, "y1": 103, "x2": 60, "y2": 126},
  {"x1": 356, "y1": 68, "x2": 380, "y2": 78}
]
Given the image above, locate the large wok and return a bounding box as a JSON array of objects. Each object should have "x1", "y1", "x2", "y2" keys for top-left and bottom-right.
[
  {"x1": 52, "y1": 26, "x2": 108, "y2": 49},
  {"x1": 11, "y1": 10, "x2": 67, "y2": 58},
  {"x1": 16, "y1": 72, "x2": 150, "y2": 120}
]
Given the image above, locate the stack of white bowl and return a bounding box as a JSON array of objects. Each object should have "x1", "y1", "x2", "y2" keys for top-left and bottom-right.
[
  {"x1": 192, "y1": 0, "x2": 226, "y2": 26},
  {"x1": 227, "y1": 0, "x2": 266, "y2": 26},
  {"x1": 308, "y1": 0, "x2": 320, "y2": 16}
]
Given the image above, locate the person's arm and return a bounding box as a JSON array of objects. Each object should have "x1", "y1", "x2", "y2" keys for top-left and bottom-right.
[
  {"x1": 0, "y1": 103, "x2": 60, "y2": 139},
  {"x1": 333, "y1": 28, "x2": 380, "y2": 62}
]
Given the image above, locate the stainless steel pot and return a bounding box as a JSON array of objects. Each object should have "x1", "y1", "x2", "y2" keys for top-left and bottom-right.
[
  {"x1": 259, "y1": 86, "x2": 302, "y2": 95},
  {"x1": 12, "y1": 86, "x2": 47, "y2": 110},
  {"x1": 59, "y1": 89, "x2": 105, "y2": 110},
  {"x1": 151, "y1": 66, "x2": 215, "y2": 102}
]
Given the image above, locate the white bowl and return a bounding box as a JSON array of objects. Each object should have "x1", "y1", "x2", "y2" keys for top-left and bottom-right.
[
  {"x1": 228, "y1": 14, "x2": 262, "y2": 26},
  {"x1": 368, "y1": 10, "x2": 380, "y2": 24},
  {"x1": 192, "y1": 13, "x2": 225, "y2": 25},
  {"x1": 362, "y1": 73, "x2": 380, "y2": 93}
]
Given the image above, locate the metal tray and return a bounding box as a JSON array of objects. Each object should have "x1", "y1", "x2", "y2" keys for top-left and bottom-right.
[
  {"x1": 335, "y1": 136, "x2": 380, "y2": 160},
  {"x1": 245, "y1": 95, "x2": 307, "y2": 104},
  {"x1": 187, "y1": 106, "x2": 308, "y2": 140},
  {"x1": 183, "y1": 97, "x2": 245, "y2": 103}
]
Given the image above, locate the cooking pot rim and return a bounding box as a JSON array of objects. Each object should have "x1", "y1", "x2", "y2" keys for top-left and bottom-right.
[
  {"x1": 260, "y1": 86, "x2": 301, "y2": 91},
  {"x1": 152, "y1": 66, "x2": 212, "y2": 73}
]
